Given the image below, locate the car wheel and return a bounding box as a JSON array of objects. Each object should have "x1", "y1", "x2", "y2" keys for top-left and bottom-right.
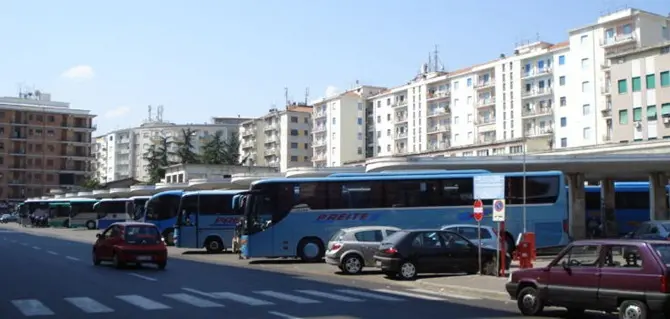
[
  {"x1": 619, "y1": 300, "x2": 648, "y2": 319},
  {"x1": 205, "y1": 237, "x2": 224, "y2": 253},
  {"x1": 341, "y1": 254, "x2": 364, "y2": 275},
  {"x1": 517, "y1": 286, "x2": 544, "y2": 316},
  {"x1": 398, "y1": 261, "x2": 417, "y2": 280},
  {"x1": 86, "y1": 220, "x2": 96, "y2": 230},
  {"x1": 92, "y1": 250, "x2": 101, "y2": 266},
  {"x1": 112, "y1": 253, "x2": 124, "y2": 269},
  {"x1": 157, "y1": 262, "x2": 166, "y2": 270},
  {"x1": 482, "y1": 258, "x2": 498, "y2": 276}
]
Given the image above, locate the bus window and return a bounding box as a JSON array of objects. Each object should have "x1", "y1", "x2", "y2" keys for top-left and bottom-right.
[
  {"x1": 178, "y1": 195, "x2": 198, "y2": 225},
  {"x1": 505, "y1": 176, "x2": 560, "y2": 204},
  {"x1": 200, "y1": 195, "x2": 235, "y2": 215},
  {"x1": 585, "y1": 192, "x2": 601, "y2": 211},
  {"x1": 615, "y1": 191, "x2": 649, "y2": 209},
  {"x1": 146, "y1": 196, "x2": 181, "y2": 221},
  {"x1": 334, "y1": 181, "x2": 383, "y2": 209}
]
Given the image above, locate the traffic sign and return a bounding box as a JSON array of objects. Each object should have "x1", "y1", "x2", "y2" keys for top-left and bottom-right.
[
  {"x1": 473, "y1": 199, "x2": 484, "y2": 222},
  {"x1": 474, "y1": 175, "x2": 505, "y2": 200},
  {"x1": 493, "y1": 199, "x2": 506, "y2": 222}
]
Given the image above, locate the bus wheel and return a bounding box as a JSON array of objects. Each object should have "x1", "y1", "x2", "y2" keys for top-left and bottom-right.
[
  {"x1": 163, "y1": 228, "x2": 175, "y2": 246},
  {"x1": 297, "y1": 237, "x2": 324, "y2": 263},
  {"x1": 85, "y1": 220, "x2": 96, "y2": 230},
  {"x1": 205, "y1": 237, "x2": 224, "y2": 253}
]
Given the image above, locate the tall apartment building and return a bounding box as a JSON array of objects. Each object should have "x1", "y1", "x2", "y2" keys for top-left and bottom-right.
[
  {"x1": 606, "y1": 41, "x2": 670, "y2": 141},
  {"x1": 94, "y1": 117, "x2": 248, "y2": 183},
  {"x1": 239, "y1": 104, "x2": 313, "y2": 172},
  {"x1": 312, "y1": 86, "x2": 385, "y2": 167},
  {"x1": 0, "y1": 91, "x2": 95, "y2": 200}
]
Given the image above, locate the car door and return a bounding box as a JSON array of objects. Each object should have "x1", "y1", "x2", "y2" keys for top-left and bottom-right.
[
  {"x1": 546, "y1": 244, "x2": 601, "y2": 308},
  {"x1": 440, "y1": 232, "x2": 477, "y2": 272},
  {"x1": 96, "y1": 226, "x2": 116, "y2": 259},
  {"x1": 411, "y1": 231, "x2": 448, "y2": 273},
  {"x1": 353, "y1": 229, "x2": 385, "y2": 266}
]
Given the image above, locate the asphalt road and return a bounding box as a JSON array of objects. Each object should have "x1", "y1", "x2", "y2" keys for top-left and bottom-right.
[{"x1": 0, "y1": 226, "x2": 614, "y2": 319}]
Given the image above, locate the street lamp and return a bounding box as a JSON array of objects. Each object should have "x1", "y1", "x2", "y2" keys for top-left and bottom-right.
[{"x1": 522, "y1": 129, "x2": 528, "y2": 233}]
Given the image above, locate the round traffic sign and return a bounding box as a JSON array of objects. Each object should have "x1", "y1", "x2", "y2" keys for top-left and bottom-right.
[
  {"x1": 473, "y1": 199, "x2": 484, "y2": 222},
  {"x1": 494, "y1": 200, "x2": 504, "y2": 212}
]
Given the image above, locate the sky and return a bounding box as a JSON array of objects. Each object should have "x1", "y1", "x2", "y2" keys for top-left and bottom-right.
[{"x1": 0, "y1": 0, "x2": 667, "y2": 135}]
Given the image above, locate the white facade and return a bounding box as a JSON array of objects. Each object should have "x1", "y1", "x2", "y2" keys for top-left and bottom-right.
[
  {"x1": 93, "y1": 118, "x2": 247, "y2": 183},
  {"x1": 312, "y1": 86, "x2": 386, "y2": 167},
  {"x1": 239, "y1": 105, "x2": 313, "y2": 172}
]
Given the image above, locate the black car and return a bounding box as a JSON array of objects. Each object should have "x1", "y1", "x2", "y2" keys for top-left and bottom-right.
[{"x1": 373, "y1": 229, "x2": 509, "y2": 280}]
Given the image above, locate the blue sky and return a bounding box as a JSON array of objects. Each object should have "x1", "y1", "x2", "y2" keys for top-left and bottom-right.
[{"x1": 0, "y1": 0, "x2": 666, "y2": 135}]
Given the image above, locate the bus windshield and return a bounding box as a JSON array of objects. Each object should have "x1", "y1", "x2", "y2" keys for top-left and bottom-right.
[
  {"x1": 94, "y1": 200, "x2": 127, "y2": 219},
  {"x1": 146, "y1": 194, "x2": 181, "y2": 222},
  {"x1": 128, "y1": 198, "x2": 149, "y2": 221}
]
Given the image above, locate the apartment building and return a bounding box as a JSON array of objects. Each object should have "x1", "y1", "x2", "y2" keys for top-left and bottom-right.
[
  {"x1": 312, "y1": 86, "x2": 386, "y2": 167},
  {"x1": 0, "y1": 91, "x2": 95, "y2": 200},
  {"x1": 606, "y1": 41, "x2": 670, "y2": 142},
  {"x1": 239, "y1": 104, "x2": 313, "y2": 172},
  {"x1": 94, "y1": 117, "x2": 248, "y2": 183}
]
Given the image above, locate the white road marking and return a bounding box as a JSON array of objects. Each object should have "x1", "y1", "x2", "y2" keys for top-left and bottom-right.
[
  {"x1": 65, "y1": 297, "x2": 114, "y2": 313},
  {"x1": 268, "y1": 311, "x2": 303, "y2": 319},
  {"x1": 406, "y1": 288, "x2": 479, "y2": 300},
  {"x1": 372, "y1": 289, "x2": 445, "y2": 301},
  {"x1": 11, "y1": 299, "x2": 55, "y2": 316},
  {"x1": 47, "y1": 251, "x2": 59, "y2": 255},
  {"x1": 116, "y1": 295, "x2": 171, "y2": 310},
  {"x1": 334, "y1": 289, "x2": 405, "y2": 301},
  {"x1": 254, "y1": 290, "x2": 321, "y2": 304},
  {"x1": 128, "y1": 273, "x2": 158, "y2": 282},
  {"x1": 163, "y1": 293, "x2": 225, "y2": 308},
  {"x1": 32, "y1": 246, "x2": 41, "y2": 250},
  {"x1": 181, "y1": 288, "x2": 273, "y2": 306},
  {"x1": 296, "y1": 290, "x2": 363, "y2": 302},
  {"x1": 66, "y1": 256, "x2": 80, "y2": 261}
]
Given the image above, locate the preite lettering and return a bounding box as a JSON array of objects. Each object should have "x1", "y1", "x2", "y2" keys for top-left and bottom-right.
[{"x1": 316, "y1": 213, "x2": 369, "y2": 221}]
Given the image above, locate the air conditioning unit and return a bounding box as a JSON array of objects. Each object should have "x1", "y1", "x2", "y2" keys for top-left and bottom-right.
[{"x1": 664, "y1": 117, "x2": 670, "y2": 124}]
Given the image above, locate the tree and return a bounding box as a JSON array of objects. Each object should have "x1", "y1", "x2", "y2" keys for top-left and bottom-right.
[
  {"x1": 201, "y1": 131, "x2": 226, "y2": 165},
  {"x1": 222, "y1": 132, "x2": 241, "y2": 165},
  {"x1": 81, "y1": 177, "x2": 101, "y2": 190},
  {"x1": 175, "y1": 128, "x2": 200, "y2": 164},
  {"x1": 143, "y1": 136, "x2": 175, "y2": 183}
]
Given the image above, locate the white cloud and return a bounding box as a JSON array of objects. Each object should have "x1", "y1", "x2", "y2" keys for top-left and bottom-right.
[
  {"x1": 103, "y1": 106, "x2": 131, "y2": 119},
  {"x1": 325, "y1": 85, "x2": 339, "y2": 97},
  {"x1": 61, "y1": 65, "x2": 95, "y2": 80}
]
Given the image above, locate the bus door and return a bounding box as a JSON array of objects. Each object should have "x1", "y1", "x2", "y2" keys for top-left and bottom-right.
[
  {"x1": 48, "y1": 203, "x2": 71, "y2": 228},
  {"x1": 175, "y1": 195, "x2": 198, "y2": 248}
]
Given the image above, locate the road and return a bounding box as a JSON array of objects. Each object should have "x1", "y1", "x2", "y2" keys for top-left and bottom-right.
[{"x1": 0, "y1": 226, "x2": 613, "y2": 318}]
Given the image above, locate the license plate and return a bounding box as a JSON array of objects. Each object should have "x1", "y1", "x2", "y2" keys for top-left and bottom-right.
[{"x1": 136, "y1": 256, "x2": 152, "y2": 261}]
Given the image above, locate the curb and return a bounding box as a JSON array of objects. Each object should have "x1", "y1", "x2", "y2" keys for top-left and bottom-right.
[{"x1": 416, "y1": 280, "x2": 510, "y2": 300}]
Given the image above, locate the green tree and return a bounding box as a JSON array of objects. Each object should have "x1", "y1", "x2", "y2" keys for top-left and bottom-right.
[
  {"x1": 201, "y1": 131, "x2": 226, "y2": 165},
  {"x1": 222, "y1": 132, "x2": 241, "y2": 165},
  {"x1": 175, "y1": 128, "x2": 200, "y2": 164},
  {"x1": 81, "y1": 177, "x2": 101, "y2": 190},
  {"x1": 143, "y1": 136, "x2": 175, "y2": 183}
]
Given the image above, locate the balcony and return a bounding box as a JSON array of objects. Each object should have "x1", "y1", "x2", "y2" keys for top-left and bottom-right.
[
  {"x1": 474, "y1": 80, "x2": 495, "y2": 90},
  {"x1": 392, "y1": 100, "x2": 408, "y2": 108},
  {"x1": 427, "y1": 142, "x2": 450, "y2": 151},
  {"x1": 522, "y1": 68, "x2": 553, "y2": 79},
  {"x1": 525, "y1": 127, "x2": 553, "y2": 137},
  {"x1": 522, "y1": 107, "x2": 553, "y2": 118},
  {"x1": 602, "y1": 134, "x2": 612, "y2": 141},
  {"x1": 427, "y1": 125, "x2": 450, "y2": 134},
  {"x1": 601, "y1": 33, "x2": 636, "y2": 48},
  {"x1": 241, "y1": 128, "x2": 255, "y2": 137},
  {"x1": 395, "y1": 113, "x2": 408, "y2": 123},
  {"x1": 476, "y1": 137, "x2": 496, "y2": 145},
  {"x1": 476, "y1": 98, "x2": 495, "y2": 108},
  {"x1": 313, "y1": 153, "x2": 326, "y2": 161},
  {"x1": 521, "y1": 88, "x2": 553, "y2": 99},
  {"x1": 394, "y1": 132, "x2": 408, "y2": 139},
  {"x1": 264, "y1": 123, "x2": 278, "y2": 131},
  {"x1": 601, "y1": 107, "x2": 612, "y2": 118},
  {"x1": 264, "y1": 148, "x2": 277, "y2": 156},
  {"x1": 475, "y1": 117, "x2": 496, "y2": 126},
  {"x1": 264, "y1": 135, "x2": 278, "y2": 143},
  {"x1": 313, "y1": 139, "x2": 326, "y2": 147},
  {"x1": 426, "y1": 91, "x2": 450, "y2": 101},
  {"x1": 312, "y1": 126, "x2": 326, "y2": 133},
  {"x1": 313, "y1": 111, "x2": 327, "y2": 118},
  {"x1": 241, "y1": 140, "x2": 255, "y2": 149},
  {"x1": 601, "y1": 86, "x2": 611, "y2": 95},
  {"x1": 427, "y1": 108, "x2": 450, "y2": 117}
]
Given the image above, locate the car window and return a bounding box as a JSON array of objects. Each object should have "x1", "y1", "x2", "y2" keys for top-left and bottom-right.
[
  {"x1": 457, "y1": 227, "x2": 492, "y2": 240},
  {"x1": 330, "y1": 230, "x2": 345, "y2": 242},
  {"x1": 652, "y1": 244, "x2": 670, "y2": 265},
  {"x1": 385, "y1": 229, "x2": 397, "y2": 237},
  {"x1": 354, "y1": 230, "x2": 383, "y2": 242},
  {"x1": 124, "y1": 226, "x2": 161, "y2": 244},
  {"x1": 634, "y1": 224, "x2": 650, "y2": 236},
  {"x1": 650, "y1": 225, "x2": 660, "y2": 234},
  {"x1": 554, "y1": 244, "x2": 600, "y2": 267},
  {"x1": 440, "y1": 232, "x2": 472, "y2": 249},
  {"x1": 602, "y1": 245, "x2": 643, "y2": 268},
  {"x1": 412, "y1": 232, "x2": 443, "y2": 248},
  {"x1": 383, "y1": 230, "x2": 408, "y2": 244},
  {"x1": 102, "y1": 226, "x2": 117, "y2": 239}
]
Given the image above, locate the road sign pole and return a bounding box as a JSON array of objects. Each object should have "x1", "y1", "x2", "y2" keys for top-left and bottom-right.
[
  {"x1": 478, "y1": 220, "x2": 482, "y2": 276},
  {"x1": 496, "y1": 222, "x2": 500, "y2": 277}
]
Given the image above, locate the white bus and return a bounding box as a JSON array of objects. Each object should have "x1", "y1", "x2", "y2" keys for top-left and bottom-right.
[
  {"x1": 67, "y1": 198, "x2": 99, "y2": 229},
  {"x1": 93, "y1": 198, "x2": 131, "y2": 230}
]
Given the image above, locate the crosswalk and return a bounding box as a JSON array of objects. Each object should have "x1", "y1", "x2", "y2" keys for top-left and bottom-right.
[{"x1": 8, "y1": 288, "x2": 476, "y2": 316}]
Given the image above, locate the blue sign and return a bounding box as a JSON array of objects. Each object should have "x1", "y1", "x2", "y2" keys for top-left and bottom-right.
[
  {"x1": 494, "y1": 200, "x2": 504, "y2": 212},
  {"x1": 473, "y1": 175, "x2": 505, "y2": 200}
]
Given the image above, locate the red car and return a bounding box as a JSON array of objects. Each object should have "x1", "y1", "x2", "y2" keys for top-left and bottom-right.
[{"x1": 92, "y1": 222, "x2": 168, "y2": 270}]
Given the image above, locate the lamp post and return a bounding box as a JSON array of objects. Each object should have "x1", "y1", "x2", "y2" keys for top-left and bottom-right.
[{"x1": 522, "y1": 130, "x2": 528, "y2": 233}]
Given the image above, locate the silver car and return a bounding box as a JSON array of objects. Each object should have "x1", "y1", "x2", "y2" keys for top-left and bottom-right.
[
  {"x1": 440, "y1": 224, "x2": 515, "y2": 252},
  {"x1": 325, "y1": 226, "x2": 401, "y2": 274}
]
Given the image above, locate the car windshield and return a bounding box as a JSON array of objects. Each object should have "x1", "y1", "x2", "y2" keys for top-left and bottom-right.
[
  {"x1": 661, "y1": 223, "x2": 670, "y2": 232},
  {"x1": 382, "y1": 230, "x2": 409, "y2": 244},
  {"x1": 124, "y1": 226, "x2": 161, "y2": 245},
  {"x1": 651, "y1": 243, "x2": 670, "y2": 265}
]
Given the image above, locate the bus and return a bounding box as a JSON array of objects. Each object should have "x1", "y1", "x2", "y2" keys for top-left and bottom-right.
[
  {"x1": 236, "y1": 171, "x2": 568, "y2": 261},
  {"x1": 45, "y1": 201, "x2": 72, "y2": 227},
  {"x1": 327, "y1": 169, "x2": 492, "y2": 178},
  {"x1": 66, "y1": 198, "x2": 99, "y2": 229},
  {"x1": 126, "y1": 196, "x2": 151, "y2": 221},
  {"x1": 144, "y1": 190, "x2": 183, "y2": 245},
  {"x1": 174, "y1": 190, "x2": 244, "y2": 253},
  {"x1": 93, "y1": 198, "x2": 131, "y2": 230}
]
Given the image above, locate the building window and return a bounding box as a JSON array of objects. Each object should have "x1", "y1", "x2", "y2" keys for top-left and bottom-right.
[
  {"x1": 618, "y1": 79, "x2": 628, "y2": 94},
  {"x1": 290, "y1": 116, "x2": 298, "y2": 123},
  {"x1": 582, "y1": 104, "x2": 590, "y2": 115},
  {"x1": 466, "y1": 78, "x2": 472, "y2": 87},
  {"x1": 646, "y1": 74, "x2": 656, "y2": 89},
  {"x1": 661, "y1": 71, "x2": 670, "y2": 87},
  {"x1": 357, "y1": 118, "x2": 363, "y2": 125},
  {"x1": 632, "y1": 77, "x2": 641, "y2": 92},
  {"x1": 633, "y1": 107, "x2": 642, "y2": 122},
  {"x1": 290, "y1": 129, "x2": 298, "y2": 136},
  {"x1": 357, "y1": 147, "x2": 362, "y2": 155},
  {"x1": 376, "y1": 116, "x2": 381, "y2": 123},
  {"x1": 560, "y1": 117, "x2": 567, "y2": 127},
  {"x1": 560, "y1": 97, "x2": 566, "y2": 106},
  {"x1": 560, "y1": 138, "x2": 567, "y2": 147},
  {"x1": 357, "y1": 132, "x2": 362, "y2": 140},
  {"x1": 332, "y1": 118, "x2": 336, "y2": 125},
  {"x1": 580, "y1": 34, "x2": 588, "y2": 44},
  {"x1": 619, "y1": 110, "x2": 628, "y2": 125},
  {"x1": 647, "y1": 105, "x2": 657, "y2": 121},
  {"x1": 581, "y1": 58, "x2": 589, "y2": 70},
  {"x1": 559, "y1": 76, "x2": 566, "y2": 86},
  {"x1": 581, "y1": 81, "x2": 590, "y2": 92},
  {"x1": 662, "y1": 103, "x2": 670, "y2": 117},
  {"x1": 290, "y1": 156, "x2": 298, "y2": 162},
  {"x1": 290, "y1": 142, "x2": 298, "y2": 149},
  {"x1": 558, "y1": 55, "x2": 565, "y2": 65},
  {"x1": 583, "y1": 127, "x2": 591, "y2": 139}
]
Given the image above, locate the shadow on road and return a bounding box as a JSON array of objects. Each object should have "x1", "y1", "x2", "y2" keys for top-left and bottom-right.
[
  {"x1": 249, "y1": 258, "x2": 321, "y2": 265},
  {"x1": 181, "y1": 250, "x2": 235, "y2": 255}
]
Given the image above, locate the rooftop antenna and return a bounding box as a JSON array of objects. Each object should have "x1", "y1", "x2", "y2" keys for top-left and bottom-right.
[
  {"x1": 157, "y1": 105, "x2": 164, "y2": 122},
  {"x1": 428, "y1": 52, "x2": 433, "y2": 73},
  {"x1": 434, "y1": 45, "x2": 439, "y2": 72},
  {"x1": 284, "y1": 87, "x2": 289, "y2": 106},
  {"x1": 304, "y1": 87, "x2": 309, "y2": 105},
  {"x1": 148, "y1": 105, "x2": 153, "y2": 122},
  {"x1": 536, "y1": 32, "x2": 540, "y2": 42}
]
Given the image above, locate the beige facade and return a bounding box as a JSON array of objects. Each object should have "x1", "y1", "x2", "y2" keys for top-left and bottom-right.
[{"x1": 607, "y1": 41, "x2": 670, "y2": 142}]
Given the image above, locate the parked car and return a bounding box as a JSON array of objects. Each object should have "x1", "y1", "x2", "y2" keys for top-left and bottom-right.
[
  {"x1": 0, "y1": 214, "x2": 18, "y2": 223},
  {"x1": 623, "y1": 220, "x2": 670, "y2": 240},
  {"x1": 373, "y1": 229, "x2": 509, "y2": 280},
  {"x1": 325, "y1": 226, "x2": 401, "y2": 274},
  {"x1": 506, "y1": 239, "x2": 670, "y2": 318},
  {"x1": 92, "y1": 222, "x2": 168, "y2": 270},
  {"x1": 440, "y1": 224, "x2": 515, "y2": 253}
]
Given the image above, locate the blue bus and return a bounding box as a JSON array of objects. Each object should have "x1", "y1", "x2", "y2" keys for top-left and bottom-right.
[
  {"x1": 327, "y1": 169, "x2": 492, "y2": 178},
  {"x1": 584, "y1": 182, "x2": 670, "y2": 236},
  {"x1": 93, "y1": 198, "x2": 131, "y2": 229},
  {"x1": 237, "y1": 171, "x2": 568, "y2": 261},
  {"x1": 174, "y1": 190, "x2": 244, "y2": 253},
  {"x1": 126, "y1": 196, "x2": 151, "y2": 221},
  {"x1": 144, "y1": 190, "x2": 183, "y2": 245}
]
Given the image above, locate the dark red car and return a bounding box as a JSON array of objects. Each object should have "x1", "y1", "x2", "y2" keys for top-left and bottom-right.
[
  {"x1": 506, "y1": 239, "x2": 670, "y2": 318},
  {"x1": 92, "y1": 222, "x2": 168, "y2": 270}
]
